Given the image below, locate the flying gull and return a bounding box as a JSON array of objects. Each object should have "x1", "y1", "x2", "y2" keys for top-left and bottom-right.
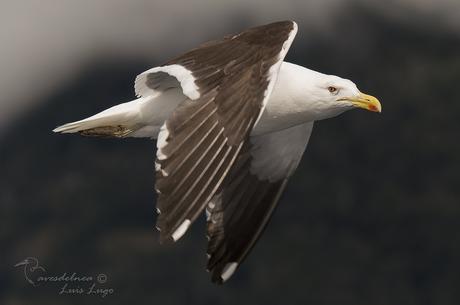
[{"x1": 53, "y1": 21, "x2": 381, "y2": 284}]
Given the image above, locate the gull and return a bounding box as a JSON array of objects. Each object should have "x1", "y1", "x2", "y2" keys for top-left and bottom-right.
[{"x1": 53, "y1": 21, "x2": 381, "y2": 283}]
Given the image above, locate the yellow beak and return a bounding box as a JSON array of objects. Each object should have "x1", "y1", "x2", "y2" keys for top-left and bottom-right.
[{"x1": 346, "y1": 93, "x2": 382, "y2": 113}]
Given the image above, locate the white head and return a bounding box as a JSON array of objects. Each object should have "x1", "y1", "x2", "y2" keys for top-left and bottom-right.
[
  {"x1": 302, "y1": 69, "x2": 382, "y2": 120},
  {"x1": 279, "y1": 63, "x2": 382, "y2": 122}
]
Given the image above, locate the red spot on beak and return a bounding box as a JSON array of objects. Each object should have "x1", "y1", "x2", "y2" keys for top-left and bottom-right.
[{"x1": 369, "y1": 104, "x2": 378, "y2": 112}]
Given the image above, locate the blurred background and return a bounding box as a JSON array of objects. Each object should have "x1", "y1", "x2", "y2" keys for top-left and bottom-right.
[{"x1": 1, "y1": 0, "x2": 459, "y2": 304}]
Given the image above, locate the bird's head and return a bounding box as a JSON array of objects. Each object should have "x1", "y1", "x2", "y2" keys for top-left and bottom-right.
[{"x1": 312, "y1": 74, "x2": 381, "y2": 116}]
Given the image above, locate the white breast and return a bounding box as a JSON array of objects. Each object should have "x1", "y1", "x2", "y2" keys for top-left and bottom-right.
[{"x1": 252, "y1": 62, "x2": 316, "y2": 135}]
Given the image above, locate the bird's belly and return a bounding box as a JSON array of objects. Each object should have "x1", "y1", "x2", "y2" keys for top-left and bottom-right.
[{"x1": 252, "y1": 97, "x2": 316, "y2": 136}]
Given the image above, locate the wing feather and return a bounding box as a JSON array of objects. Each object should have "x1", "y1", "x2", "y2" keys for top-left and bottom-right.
[
  {"x1": 206, "y1": 122, "x2": 314, "y2": 283},
  {"x1": 153, "y1": 21, "x2": 297, "y2": 244}
]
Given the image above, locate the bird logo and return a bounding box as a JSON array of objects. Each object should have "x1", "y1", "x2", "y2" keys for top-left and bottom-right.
[{"x1": 14, "y1": 257, "x2": 46, "y2": 286}]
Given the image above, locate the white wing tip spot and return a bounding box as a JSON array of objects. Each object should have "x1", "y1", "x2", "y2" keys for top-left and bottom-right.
[
  {"x1": 221, "y1": 262, "x2": 238, "y2": 282},
  {"x1": 172, "y1": 219, "x2": 191, "y2": 241}
]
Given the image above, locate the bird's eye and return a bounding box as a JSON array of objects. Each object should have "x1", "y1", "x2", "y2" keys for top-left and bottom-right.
[{"x1": 328, "y1": 86, "x2": 338, "y2": 94}]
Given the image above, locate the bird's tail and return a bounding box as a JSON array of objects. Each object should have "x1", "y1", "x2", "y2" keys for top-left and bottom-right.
[{"x1": 53, "y1": 97, "x2": 146, "y2": 138}]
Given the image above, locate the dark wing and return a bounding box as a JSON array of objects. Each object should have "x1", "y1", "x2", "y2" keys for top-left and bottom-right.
[
  {"x1": 206, "y1": 122, "x2": 314, "y2": 283},
  {"x1": 144, "y1": 21, "x2": 298, "y2": 243}
]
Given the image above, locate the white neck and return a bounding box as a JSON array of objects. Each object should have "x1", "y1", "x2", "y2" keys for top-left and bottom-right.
[{"x1": 252, "y1": 62, "x2": 349, "y2": 135}]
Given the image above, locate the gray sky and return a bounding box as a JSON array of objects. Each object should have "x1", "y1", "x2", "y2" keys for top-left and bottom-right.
[{"x1": 1, "y1": 0, "x2": 459, "y2": 132}]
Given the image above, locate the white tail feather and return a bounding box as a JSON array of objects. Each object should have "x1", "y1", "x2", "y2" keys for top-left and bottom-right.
[
  {"x1": 53, "y1": 98, "x2": 145, "y2": 134},
  {"x1": 53, "y1": 88, "x2": 186, "y2": 138}
]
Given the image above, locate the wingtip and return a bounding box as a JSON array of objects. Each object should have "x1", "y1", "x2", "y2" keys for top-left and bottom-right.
[
  {"x1": 220, "y1": 262, "x2": 238, "y2": 283},
  {"x1": 171, "y1": 219, "x2": 191, "y2": 241},
  {"x1": 156, "y1": 219, "x2": 192, "y2": 244},
  {"x1": 209, "y1": 262, "x2": 239, "y2": 284}
]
